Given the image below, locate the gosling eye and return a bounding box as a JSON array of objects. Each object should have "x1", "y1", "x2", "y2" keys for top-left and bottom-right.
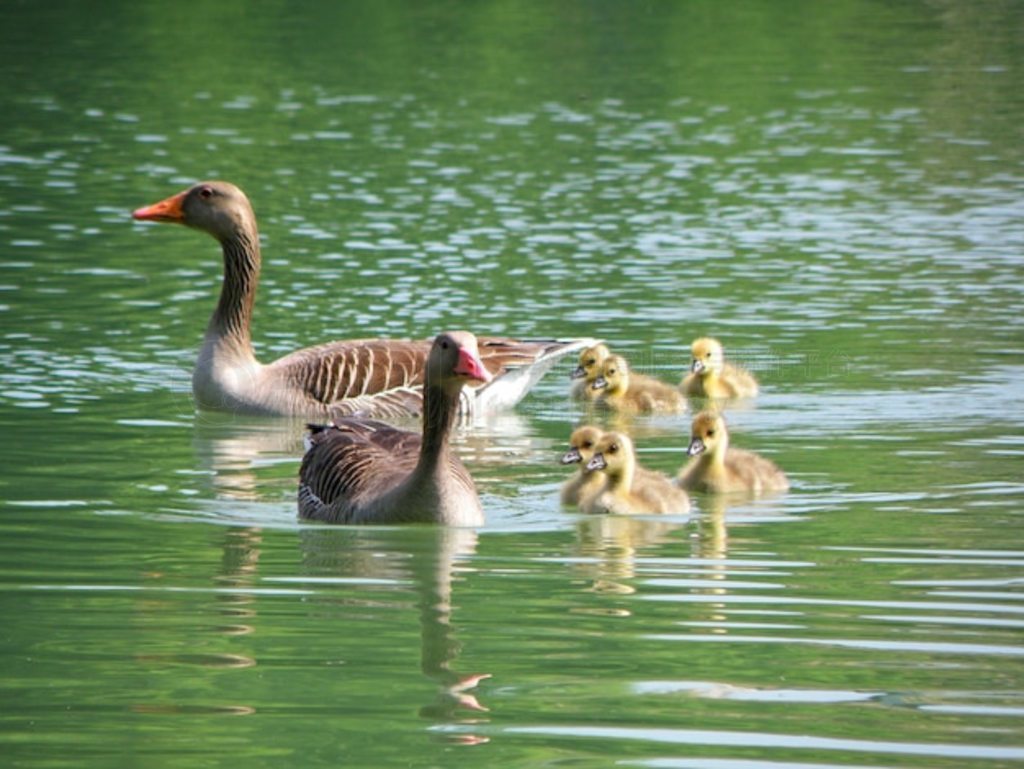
[
  {"x1": 608, "y1": 443, "x2": 619, "y2": 453},
  {"x1": 706, "y1": 429, "x2": 716, "y2": 437},
  {"x1": 441, "y1": 341, "x2": 450, "y2": 349},
  {"x1": 582, "y1": 441, "x2": 592, "y2": 449}
]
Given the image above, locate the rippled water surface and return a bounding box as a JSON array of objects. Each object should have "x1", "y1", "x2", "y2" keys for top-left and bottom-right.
[{"x1": 2, "y1": 1, "x2": 1023, "y2": 767}]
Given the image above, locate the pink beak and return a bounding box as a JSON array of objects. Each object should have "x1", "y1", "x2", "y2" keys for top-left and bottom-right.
[{"x1": 454, "y1": 347, "x2": 493, "y2": 384}]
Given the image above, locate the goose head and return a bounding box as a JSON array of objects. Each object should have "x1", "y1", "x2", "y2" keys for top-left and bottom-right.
[
  {"x1": 133, "y1": 181, "x2": 256, "y2": 242},
  {"x1": 572, "y1": 343, "x2": 610, "y2": 381},
  {"x1": 561, "y1": 425, "x2": 604, "y2": 466},
  {"x1": 687, "y1": 409, "x2": 728, "y2": 457},
  {"x1": 591, "y1": 354, "x2": 629, "y2": 395},
  {"x1": 586, "y1": 431, "x2": 634, "y2": 476},
  {"x1": 428, "y1": 331, "x2": 493, "y2": 393},
  {"x1": 689, "y1": 337, "x2": 725, "y2": 376}
]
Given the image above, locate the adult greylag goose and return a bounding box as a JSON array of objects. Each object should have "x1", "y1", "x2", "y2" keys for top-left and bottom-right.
[
  {"x1": 569, "y1": 343, "x2": 610, "y2": 400},
  {"x1": 132, "y1": 181, "x2": 593, "y2": 419},
  {"x1": 298, "y1": 331, "x2": 489, "y2": 525},
  {"x1": 680, "y1": 337, "x2": 759, "y2": 399},
  {"x1": 583, "y1": 432, "x2": 690, "y2": 515},
  {"x1": 559, "y1": 425, "x2": 606, "y2": 507},
  {"x1": 676, "y1": 410, "x2": 788, "y2": 494},
  {"x1": 592, "y1": 355, "x2": 687, "y2": 415}
]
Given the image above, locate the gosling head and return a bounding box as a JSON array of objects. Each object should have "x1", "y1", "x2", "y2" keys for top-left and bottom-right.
[
  {"x1": 687, "y1": 409, "x2": 728, "y2": 457},
  {"x1": 690, "y1": 337, "x2": 725, "y2": 376},
  {"x1": 586, "y1": 431, "x2": 635, "y2": 477},
  {"x1": 591, "y1": 354, "x2": 630, "y2": 394},
  {"x1": 572, "y1": 343, "x2": 611, "y2": 381},
  {"x1": 561, "y1": 425, "x2": 604, "y2": 466}
]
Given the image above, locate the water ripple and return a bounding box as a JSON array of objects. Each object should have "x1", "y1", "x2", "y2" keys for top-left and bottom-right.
[{"x1": 496, "y1": 725, "x2": 1024, "y2": 761}]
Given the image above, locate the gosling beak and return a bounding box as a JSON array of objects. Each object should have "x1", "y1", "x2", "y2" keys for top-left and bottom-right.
[
  {"x1": 687, "y1": 437, "x2": 706, "y2": 456},
  {"x1": 561, "y1": 447, "x2": 582, "y2": 465},
  {"x1": 571, "y1": 365, "x2": 586, "y2": 380},
  {"x1": 586, "y1": 453, "x2": 607, "y2": 472},
  {"x1": 454, "y1": 348, "x2": 493, "y2": 384},
  {"x1": 691, "y1": 359, "x2": 704, "y2": 374},
  {"x1": 132, "y1": 189, "x2": 188, "y2": 223},
  {"x1": 591, "y1": 376, "x2": 608, "y2": 391}
]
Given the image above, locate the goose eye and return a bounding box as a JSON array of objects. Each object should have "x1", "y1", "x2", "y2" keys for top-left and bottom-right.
[
  {"x1": 198, "y1": 186, "x2": 214, "y2": 199},
  {"x1": 441, "y1": 341, "x2": 450, "y2": 349}
]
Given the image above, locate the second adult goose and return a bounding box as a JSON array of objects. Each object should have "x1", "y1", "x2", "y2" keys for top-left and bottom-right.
[
  {"x1": 133, "y1": 181, "x2": 592, "y2": 419},
  {"x1": 298, "y1": 331, "x2": 490, "y2": 525}
]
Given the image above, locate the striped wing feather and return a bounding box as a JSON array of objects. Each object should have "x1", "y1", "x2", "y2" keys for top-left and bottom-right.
[
  {"x1": 298, "y1": 419, "x2": 422, "y2": 523},
  {"x1": 274, "y1": 337, "x2": 587, "y2": 414},
  {"x1": 272, "y1": 339, "x2": 426, "y2": 405}
]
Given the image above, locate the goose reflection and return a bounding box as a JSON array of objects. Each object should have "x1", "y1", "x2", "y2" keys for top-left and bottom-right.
[
  {"x1": 574, "y1": 515, "x2": 680, "y2": 603},
  {"x1": 298, "y1": 526, "x2": 490, "y2": 742},
  {"x1": 190, "y1": 410, "x2": 537, "y2": 501},
  {"x1": 687, "y1": 492, "x2": 793, "y2": 633}
]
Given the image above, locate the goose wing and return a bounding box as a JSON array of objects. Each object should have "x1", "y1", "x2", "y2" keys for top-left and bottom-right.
[
  {"x1": 274, "y1": 337, "x2": 597, "y2": 417},
  {"x1": 298, "y1": 418, "x2": 420, "y2": 522}
]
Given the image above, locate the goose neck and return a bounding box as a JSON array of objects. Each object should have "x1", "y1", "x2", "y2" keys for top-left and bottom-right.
[
  {"x1": 608, "y1": 457, "x2": 635, "y2": 494},
  {"x1": 416, "y1": 378, "x2": 460, "y2": 473},
  {"x1": 208, "y1": 230, "x2": 260, "y2": 356}
]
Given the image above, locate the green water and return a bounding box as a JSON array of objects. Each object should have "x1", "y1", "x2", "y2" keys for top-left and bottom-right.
[{"x1": 2, "y1": 1, "x2": 1023, "y2": 767}]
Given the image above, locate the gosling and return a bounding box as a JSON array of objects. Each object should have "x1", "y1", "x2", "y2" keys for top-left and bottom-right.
[
  {"x1": 570, "y1": 343, "x2": 611, "y2": 400},
  {"x1": 676, "y1": 410, "x2": 788, "y2": 495},
  {"x1": 680, "y1": 337, "x2": 759, "y2": 399},
  {"x1": 560, "y1": 425, "x2": 607, "y2": 507},
  {"x1": 592, "y1": 355, "x2": 687, "y2": 415},
  {"x1": 584, "y1": 432, "x2": 690, "y2": 515}
]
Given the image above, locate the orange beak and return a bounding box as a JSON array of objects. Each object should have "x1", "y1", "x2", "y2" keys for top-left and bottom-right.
[
  {"x1": 132, "y1": 190, "x2": 188, "y2": 223},
  {"x1": 454, "y1": 348, "x2": 493, "y2": 384}
]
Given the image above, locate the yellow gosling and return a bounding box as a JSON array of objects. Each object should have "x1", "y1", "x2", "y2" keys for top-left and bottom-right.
[
  {"x1": 583, "y1": 432, "x2": 690, "y2": 515},
  {"x1": 592, "y1": 355, "x2": 687, "y2": 415},
  {"x1": 680, "y1": 337, "x2": 759, "y2": 399},
  {"x1": 560, "y1": 425, "x2": 607, "y2": 507},
  {"x1": 570, "y1": 343, "x2": 611, "y2": 400},
  {"x1": 676, "y1": 410, "x2": 788, "y2": 495}
]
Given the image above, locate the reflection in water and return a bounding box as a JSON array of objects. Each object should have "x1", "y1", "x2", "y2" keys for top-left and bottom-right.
[
  {"x1": 297, "y1": 526, "x2": 490, "y2": 744},
  {"x1": 192, "y1": 414, "x2": 307, "y2": 500},
  {"x1": 574, "y1": 515, "x2": 681, "y2": 603},
  {"x1": 130, "y1": 526, "x2": 264, "y2": 718},
  {"x1": 191, "y1": 409, "x2": 542, "y2": 502},
  {"x1": 689, "y1": 492, "x2": 801, "y2": 634},
  {"x1": 214, "y1": 526, "x2": 264, "y2": 635}
]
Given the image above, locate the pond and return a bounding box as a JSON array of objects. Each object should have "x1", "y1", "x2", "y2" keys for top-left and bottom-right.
[{"x1": 1, "y1": 1, "x2": 1023, "y2": 767}]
